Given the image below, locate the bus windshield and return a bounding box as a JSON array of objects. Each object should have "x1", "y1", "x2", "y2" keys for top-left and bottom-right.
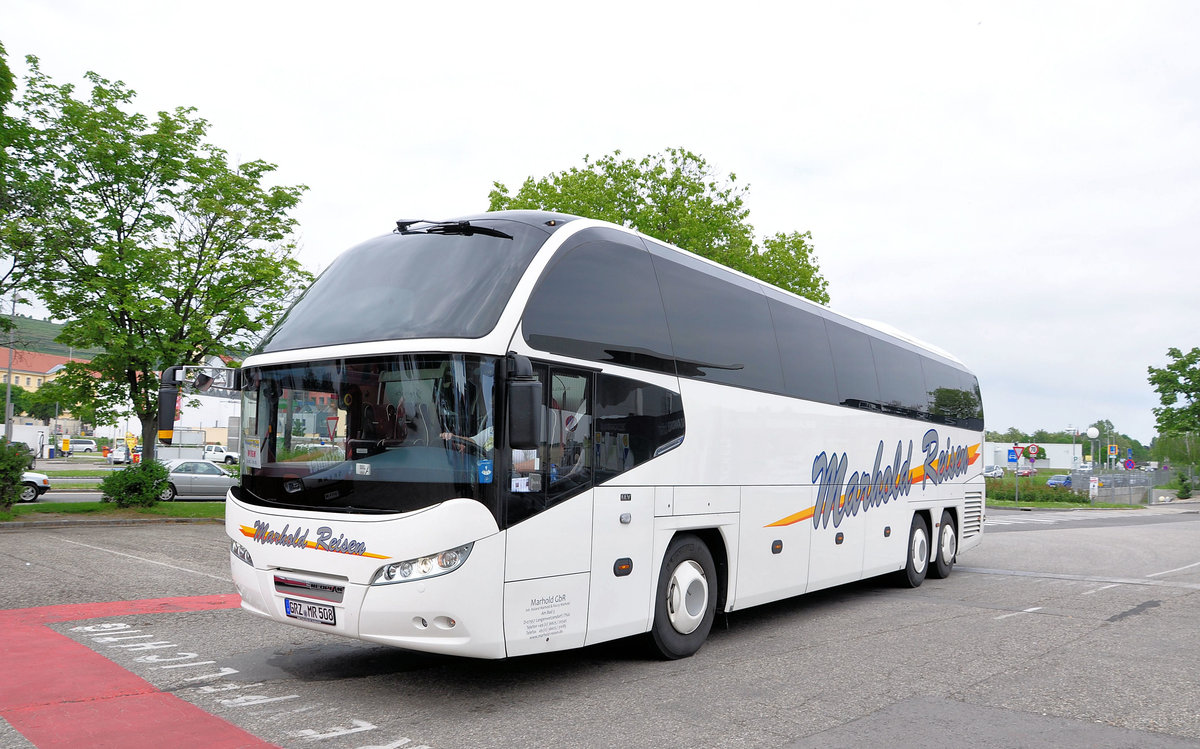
[
  {"x1": 238, "y1": 354, "x2": 497, "y2": 515},
  {"x1": 255, "y1": 218, "x2": 555, "y2": 354}
]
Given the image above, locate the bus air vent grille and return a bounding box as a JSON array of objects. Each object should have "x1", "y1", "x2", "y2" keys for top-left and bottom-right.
[{"x1": 962, "y1": 492, "x2": 983, "y2": 538}]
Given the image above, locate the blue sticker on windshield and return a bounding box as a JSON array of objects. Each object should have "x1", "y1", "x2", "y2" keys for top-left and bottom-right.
[{"x1": 478, "y1": 459, "x2": 493, "y2": 484}]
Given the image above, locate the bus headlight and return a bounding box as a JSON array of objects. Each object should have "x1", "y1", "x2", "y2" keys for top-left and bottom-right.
[
  {"x1": 371, "y1": 543, "x2": 473, "y2": 585},
  {"x1": 230, "y1": 539, "x2": 254, "y2": 567}
]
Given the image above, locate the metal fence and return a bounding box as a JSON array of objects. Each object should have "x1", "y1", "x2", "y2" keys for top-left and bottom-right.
[{"x1": 1071, "y1": 469, "x2": 1176, "y2": 506}]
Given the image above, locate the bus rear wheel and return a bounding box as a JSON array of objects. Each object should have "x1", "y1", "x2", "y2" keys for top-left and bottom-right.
[
  {"x1": 929, "y1": 510, "x2": 956, "y2": 579},
  {"x1": 898, "y1": 514, "x2": 929, "y2": 588},
  {"x1": 651, "y1": 534, "x2": 717, "y2": 659}
]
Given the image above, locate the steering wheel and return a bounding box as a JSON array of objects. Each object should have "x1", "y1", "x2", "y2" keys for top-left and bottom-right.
[{"x1": 442, "y1": 434, "x2": 483, "y2": 455}]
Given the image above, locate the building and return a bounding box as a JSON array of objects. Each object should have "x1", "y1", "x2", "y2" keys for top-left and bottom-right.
[
  {"x1": 984, "y1": 442, "x2": 1084, "y2": 471},
  {"x1": 0, "y1": 347, "x2": 89, "y2": 392}
]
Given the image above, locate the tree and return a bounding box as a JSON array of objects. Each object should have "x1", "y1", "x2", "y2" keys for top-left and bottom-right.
[
  {"x1": 5, "y1": 384, "x2": 34, "y2": 420},
  {"x1": 10, "y1": 58, "x2": 312, "y2": 457},
  {"x1": 0, "y1": 43, "x2": 33, "y2": 331},
  {"x1": 489, "y1": 148, "x2": 830, "y2": 304},
  {"x1": 24, "y1": 378, "x2": 81, "y2": 423},
  {"x1": 1148, "y1": 347, "x2": 1200, "y2": 467}
]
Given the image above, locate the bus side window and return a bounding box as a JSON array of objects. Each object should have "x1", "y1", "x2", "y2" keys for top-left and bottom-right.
[
  {"x1": 506, "y1": 365, "x2": 593, "y2": 524},
  {"x1": 545, "y1": 369, "x2": 592, "y2": 506},
  {"x1": 595, "y1": 373, "x2": 685, "y2": 482}
]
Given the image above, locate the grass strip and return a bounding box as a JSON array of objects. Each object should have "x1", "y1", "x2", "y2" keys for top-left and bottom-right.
[{"x1": 1, "y1": 501, "x2": 224, "y2": 522}]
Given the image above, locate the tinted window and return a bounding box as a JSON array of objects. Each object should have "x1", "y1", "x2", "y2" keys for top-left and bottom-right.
[
  {"x1": 648, "y1": 243, "x2": 783, "y2": 392},
  {"x1": 506, "y1": 366, "x2": 594, "y2": 526},
  {"x1": 922, "y1": 358, "x2": 984, "y2": 430},
  {"x1": 523, "y1": 230, "x2": 675, "y2": 374},
  {"x1": 769, "y1": 298, "x2": 838, "y2": 404},
  {"x1": 258, "y1": 220, "x2": 551, "y2": 353},
  {"x1": 826, "y1": 322, "x2": 880, "y2": 409},
  {"x1": 595, "y1": 373, "x2": 685, "y2": 484},
  {"x1": 870, "y1": 339, "x2": 927, "y2": 417}
]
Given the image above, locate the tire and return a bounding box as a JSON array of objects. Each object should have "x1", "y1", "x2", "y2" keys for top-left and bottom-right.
[
  {"x1": 898, "y1": 513, "x2": 930, "y2": 588},
  {"x1": 929, "y1": 510, "x2": 957, "y2": 579},
  {"x1": 160, "y1": 483, "x2": 177, "y2": 502},
  {"x1": 225, "y1": 456, "x2": 236, "y2": 465},
  {"x1": 83, "y1": 447, "x2": 94, "y2": 453},
  {"x1": 19, "y1": 482, "x2": 38, "y2": 503},
  {"x1": 650, "y1": 533, "x2": 718, "y2": 659}
]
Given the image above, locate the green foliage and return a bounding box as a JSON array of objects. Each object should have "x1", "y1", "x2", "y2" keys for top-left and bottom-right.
[
  {"x1": 985, "y1": 478, "x2": 1089, "y2": 505},
  {"x1": 0, "y1": 41, "x2": 30, "y2": 311},
  {"x1": 489, "y1": 148, "x2": 830, "y2": 304},
  {"x1": 99, "y1": 459, "x2": 168, "y2": 507},
  {"x1": 0, "y1": 437, "x2": 30, "y2": 509},
  {"x1": 23, "y1": 378, "x2": 77, "y2": 422},
  {"x1": 1176, "y1": 471, "x2": 1193, "y2": 500},
  {"x1": 1148, "y1": 347, "x2": 1200, "y2": 433},
  {"x1": 7, "y1": 57, "x2": 313, "y2": 454},
  {"x1": 1148, "y1": 347, "x2": 1199, "y2": 468}
]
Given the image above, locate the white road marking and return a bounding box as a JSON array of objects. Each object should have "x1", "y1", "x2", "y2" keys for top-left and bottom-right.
[{"x1": 55, "y1": 537, "x2": 231, "y2": 582}]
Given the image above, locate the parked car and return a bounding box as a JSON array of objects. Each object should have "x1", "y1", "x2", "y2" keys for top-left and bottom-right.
[
  {"x1": 159, "y1": 458, "x2": 237, "y2": 501},
  {"x1": 1046, "y1": 474, "x2": 1072, "y2": 488},
  {"x1": 19, "y1": 471, "x2": 51, "y2": 502},
  {"x1": 14, "y1": 442, "x2": 37, "y2": 469},
  {"x1": 1015, "y1": 467, "x2": 1039, "y2": 477},
  {"x1": 984, "y1": 465, "x2": 1004, "y2": 478},
  {"x1": 109, "y1": 445, "x2": 131, "y2": 464}
]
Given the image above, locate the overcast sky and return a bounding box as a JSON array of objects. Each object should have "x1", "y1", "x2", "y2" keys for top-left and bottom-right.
[{"x1": 6, "y1": 1, "x2": 1198, "y2": 444}]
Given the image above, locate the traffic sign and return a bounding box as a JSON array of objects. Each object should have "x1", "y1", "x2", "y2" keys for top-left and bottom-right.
[
  {"x1": 1124, "y1": 459, "x2": 1136, "y2": 470},
  {"x1": 1108, "y1": 444, "x2": 1118, "y2": 457},
  {"x1": 1007, "y1": 449, "x2": 1017, "y2": 463},
  {"x1": 1027, "y1": 443, "x2": 1039, "y2": 456}
]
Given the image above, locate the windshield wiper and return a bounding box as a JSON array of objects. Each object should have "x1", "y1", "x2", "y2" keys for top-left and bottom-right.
[{"x1": 394, "y1": 219, "x2": 513, "y2": 240}]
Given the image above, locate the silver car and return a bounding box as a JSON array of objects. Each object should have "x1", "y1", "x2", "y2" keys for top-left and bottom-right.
[{"x1": 159, "y1": 459, "x2": 237, "y2": 501}]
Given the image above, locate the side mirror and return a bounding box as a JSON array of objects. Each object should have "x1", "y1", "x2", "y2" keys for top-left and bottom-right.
[
  {"x1": 157, "y1": 366, "x2": 183, "y2": 445},
  {"x1": 507, "y1": 354, "x2": 543, "y2": 451}
]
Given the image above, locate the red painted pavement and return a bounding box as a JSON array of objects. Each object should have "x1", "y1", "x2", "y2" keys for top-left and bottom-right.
[{"x1": 0, "y1": 595, "x2": 278, "y2": 748}]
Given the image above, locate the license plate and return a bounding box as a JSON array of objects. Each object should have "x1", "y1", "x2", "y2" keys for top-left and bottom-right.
[{"x1": 284, "y1": 598, "x2": 336, "y2": 626}]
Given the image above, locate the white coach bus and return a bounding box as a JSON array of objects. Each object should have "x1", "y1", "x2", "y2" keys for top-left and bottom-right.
[{"x1": 159, "y1": 211, "x2": 985, "y2": 659}]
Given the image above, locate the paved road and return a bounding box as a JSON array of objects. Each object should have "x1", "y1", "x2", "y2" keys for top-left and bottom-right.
[{"x1": 2, "y1": 504, "x2": 1199, "y2": 748}]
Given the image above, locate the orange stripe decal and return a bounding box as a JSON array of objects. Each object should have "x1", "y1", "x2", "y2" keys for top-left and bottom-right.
[{"x1": 765, "y1": 506, "x2": 815, "y2": 527}]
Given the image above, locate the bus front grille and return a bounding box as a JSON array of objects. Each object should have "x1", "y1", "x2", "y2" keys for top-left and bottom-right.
[{"x1": 274, "y1": 573, "x2": 347, "y2": 603}]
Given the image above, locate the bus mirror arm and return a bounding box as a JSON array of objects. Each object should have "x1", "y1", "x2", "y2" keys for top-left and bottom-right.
[
  {"x1": 507, "y1": 354, "x2": 543, "y2": 451},
  {"x1": 157, "y1": 366, "x2": 184, "y2": 445}
]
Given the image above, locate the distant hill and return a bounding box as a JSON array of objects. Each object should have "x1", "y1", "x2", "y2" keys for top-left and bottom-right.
[{"x1": 7, "y1": 316, "x2": 105, "y2": 358}]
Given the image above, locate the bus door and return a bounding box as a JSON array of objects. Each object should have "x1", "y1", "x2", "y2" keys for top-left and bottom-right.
[{"x1": 502, "y1": 366, "x2": 596, "y2": 656}]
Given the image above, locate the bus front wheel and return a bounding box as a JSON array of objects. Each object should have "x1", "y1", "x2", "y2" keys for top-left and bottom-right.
[
  {"x1": 898, "y1": 514, "x2": 929, "y2": 588},
  {"x1": 929, "y1": 510, "x2": 956, "y2": 579},
  {"x1": 650, "y1": 534, "x2": 717, "y2": 660}
]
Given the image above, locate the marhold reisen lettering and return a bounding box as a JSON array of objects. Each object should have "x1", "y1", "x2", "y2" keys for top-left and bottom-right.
[
  {"x1": 251, "y1": 520, "x2": 368, "y2": 556},
  {"x1": 811, "y1": 428, "x2": 974, "y2": 530}
]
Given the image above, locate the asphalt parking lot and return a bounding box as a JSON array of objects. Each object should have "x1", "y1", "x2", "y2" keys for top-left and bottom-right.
[{"x1": 2, "y1": 504, "x2": 1199, "y2": 748}]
